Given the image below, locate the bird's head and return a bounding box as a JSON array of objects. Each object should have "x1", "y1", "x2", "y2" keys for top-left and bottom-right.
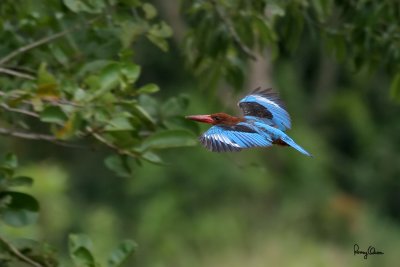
[{"x1": 185, "y1": 112, "x2": 242, "y2": 126}]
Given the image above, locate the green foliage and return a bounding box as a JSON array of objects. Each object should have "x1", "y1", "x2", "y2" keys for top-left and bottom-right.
[
  {"x1": 0, "y1": 191, "x2": 39, "y2": 227},
  {"x1": 107, "y1": 240, "x2": 137, "y2": 267},
  {"x1": 0, "y1": 153, "x2": 46, "y2": 264},
  {"x1": 104, "y1": 154, "x2": 135, "y2": 178},
  {"x1": 0, "y1": 1, "x2": 165, "y2": 265},
  {"x1": 139, "y1": 129, "x2": 197, "y2": 150},
  {"x1": 69, "y1": 234, "x2": 103, "y2": 267},
  {"x1": 1, "y1": 1, "x2": 400, "y2": 267},
  {"x1": 0, "y1": 154, "x2": 38, "y2": 227},
  {"x1": 69, "y1": 234, "x2": 137, "y2": 267},
  {"x1": 0, "y1": 0, "x2": 187, "y2": 172},
  {"x1": 0, "y1": 153, "x2": 136, "y2": 267},
  {"x1": 390, "y1": 72, "x2": 400, "y2": 102},
  {"x1": 0, "y1": 239, "x2": 59, "y2": 267},
  {"x1": 183, "y1": 0, "x2": 400, "y2": 91}
]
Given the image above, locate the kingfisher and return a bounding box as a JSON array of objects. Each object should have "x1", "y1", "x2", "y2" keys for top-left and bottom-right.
[{"x1": 185, "y1": 88, "x2": 312, "y2": 156}]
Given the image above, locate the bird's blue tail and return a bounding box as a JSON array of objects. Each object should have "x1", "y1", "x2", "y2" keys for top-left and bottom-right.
[{"x1": 281, "y1": 135, "x2": 312, "y2": 157}]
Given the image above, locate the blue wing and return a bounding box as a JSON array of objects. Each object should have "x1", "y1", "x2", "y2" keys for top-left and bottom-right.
[
  {"x1": 253, "y1": 121, "x2": 312, "y2": 157},
  {"x1": 199, "y1": 123, "x2": 272, "y2": 152},
  {"x1": 238, "y1": 88, "x2": 291, "y2": 131}
]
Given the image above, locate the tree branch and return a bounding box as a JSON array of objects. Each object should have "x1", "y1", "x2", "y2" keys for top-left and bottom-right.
[
  {"x1": 0, "y1": 17, "x2": 100, "y2": 66},
  {"x1": 211, "y1": 0, "x2": 257, "y2": 60},
  {"x1": 0, "y1": 103, "x2": 40, "y2": 118},
  {"x1": 48, "y1": 99, "x2": 83, "y2": 108},
  {"x1": 86, "y1": 126, "x2": 140, "y2": 157},
  {"x1": 0, "y1": 126, "x2": 87, "y2": 148},
  {"x1": 0, "y1": 67, "x2": 35, "y2": 80},
  {"x1": 0, "y1": 236, "x2": 43, "y2": 267},
  {"x1": 0, "y1": 91, "x2": 83, "y2": 108},
  {"x1": 0, "y1": 29, "x2": 72, "y2": 66},
  {"x1": 0, "y1": 127, "x2": 58, "y2": 141}
]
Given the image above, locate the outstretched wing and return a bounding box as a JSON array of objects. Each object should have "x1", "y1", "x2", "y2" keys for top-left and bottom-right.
[
  {"x1": 199, "y1": 123, "x2": 272, "y2": 152},
  {"x1": 238, "y1": 88, "x2": 291, "y2": 131}
]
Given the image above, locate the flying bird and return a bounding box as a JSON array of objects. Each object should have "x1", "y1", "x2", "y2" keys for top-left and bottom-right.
[{"x1": 185, "y1": 88, "x2": 312, "y2": 156}]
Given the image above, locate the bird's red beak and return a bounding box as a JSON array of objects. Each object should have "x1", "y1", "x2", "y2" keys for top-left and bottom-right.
[{"x1": 185, "y1": 114, "x2": 214, "y2": 124}]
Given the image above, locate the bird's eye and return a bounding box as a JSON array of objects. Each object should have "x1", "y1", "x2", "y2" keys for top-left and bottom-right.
[{"x1": 213, "y1": 116, "x2": 221, "y2": 121}]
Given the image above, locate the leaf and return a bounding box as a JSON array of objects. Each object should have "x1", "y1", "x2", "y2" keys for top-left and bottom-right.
[
  {"x1": 160, "y1": 95, "x2": 190, "y2": 118},
  {"x1": 138, "y1": 94, "x2": 158, "y2": 117},
  {"x1": 37, "y1": 63, "x2": 59, "y2": 99},
  {"x1": 0, "y1": 191, "x2": 39, "y2": 227},
  {"x1": 93, "y1": 107, "x2": 111, "y2": 123},
  {"x1": 130, "y1": 103, "x2": 156, "y2": 128},
  {"x1": 69, "y1": 234, "x2": 94, "y2": 251},
  {"x1": 140, "y1": 129, "x2": 197, "y2": 150},
  {"x1": 85, "y1": 0, "x2": 106, "y2": 13},
  {"x1": 136, "y1": 83, "x2": 159, "y2": 94},
  {"x1": 253, "y1": 17, "x2": 276, "y2": 47},
  {"x1": 146, "y1": 22, "x2": 173, "y2": 51},
  {"x1": 37, "y1": 63, "x2": 57, "y2": 88},
  {"x1": 56, "y1": 113, "x2": 82, "y2": 139},
  {"x1": 107, "y1": 240, "x2": 137, "y2": 267},
  {"x1": 235, "y1": 15, "x2": 255, "y2": 50},
  {"x1": 146, "y1": 34, "x2": 169, "y2": 52},
  {"x1": 107, "y1": 131, "x2": 139, "y2": 148},
  {"x1": 330, "y1": 34, "x2": 346, "y2": 61},
  {"x1": 119, "y1": 21, "x2": 147, "y2": 48},
  {"x1": 0, "y1": 194, "x2": 11, "y2": 209},
  {"x1": 141, "y1": 151, "x2": 164, "y2": 165},
  {"x1": 120, "y1": 62, "x2": 141, "y2": 85},
  {"x1": 31, "y1": 97, "x2": 44, "y2": 112},
  {"x1": 72, "y1": 247, "x2": 96, "y2": 267},
  {"x1": 8, "y1": 176, "x2": 34, "y2": 188},
  {"x1": 390, "y1": 72, "x2": 400, "y2": 102},
  {"x1": 163, "y1": 116, "x2": 200, "y2": 134},
  {"x1": 311, "y1": 0, "x2": 333, "y2": 22},
  {"x1": 63, "y1": 0, "x2": 87, "y2": 12},
  {"x1": 92, "y1": 62, "x2": 141, "y2": 97},
  {"x1": 3, "y1": 153, "x2": 18, "y2": 170},
  {"x1": 266, "y1": 2, "x2": 285, "y2": 17},
  {"x1": 104, "y1": 155, "x2": 132, "y2": 178},
  {"x1": 149, "y1": 22, "x2": 173, "y2": 38},
  {"x1": 9, "y1": 239, "x2": 59, "y2": 266},
  {"x1": 98, "y1": 63, "x2": 121, "y2": 92},
  {"x1": 284, "y1": 9, "x2": 304, "y2": 52},
  {"x1": 7, "y1": 92, "x2": 30, "y2": 107},
  {"x1": 142, "y1": 3, "x2": 157, "y2": 19},
  {"x1": 74, "y1": 88, "x2": 87, "y2": 102},
  {"x1": 63, "y1": 0, "x2": 105, "y2": 14},
  {"x1": 104, "y1": 116, "x2": 134, "y2": 132},
  {"x1": 50, "y1": 44, "x2": 69, "y2": 66},
  {"x1": 40, "y1": 106, "x2": 68, "y2": 124},
  {"x1": 146, "y1": 22, "x2": 172, "y2": 52},
  {"x1": 77, "y1": 60, "x2": 112, "y2": 78},
  {"x1": 69, "y1": 234, "x2": 96, "y2": 267},
  {"x1": 226, "y1": 60, "x2": 245, "y2": 90},
  {"x1": 0, "y1": 153, "x2": 18, "y2": 177}
]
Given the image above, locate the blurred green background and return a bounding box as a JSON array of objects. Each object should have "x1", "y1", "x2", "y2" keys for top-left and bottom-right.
[{"x1": 1, "y1": 0, "x2": 400, "y2": 266}]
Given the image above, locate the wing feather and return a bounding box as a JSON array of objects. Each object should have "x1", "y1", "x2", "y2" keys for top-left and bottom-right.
[
  {"x1": 199, "y1": 124, "x2": 272, "y2": 152},
  {"x1": 238, "y1": 88, "x2": 291, "y2": 131}
]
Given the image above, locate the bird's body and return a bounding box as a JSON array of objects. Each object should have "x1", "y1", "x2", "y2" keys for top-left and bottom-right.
[{"x1": 186, "y1": 88, "x2": 312, "y2": 157}]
